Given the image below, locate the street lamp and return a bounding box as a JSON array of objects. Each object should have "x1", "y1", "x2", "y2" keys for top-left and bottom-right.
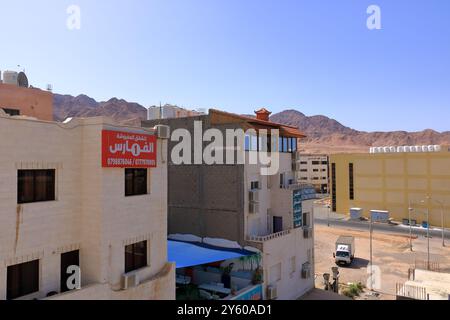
[
  {"x1": 419, "y1": 199, "x2": 430, "y2": 271},
  {"x1": 432, "y1": 199, "x2": 445, "y2": 247},
  {"x1": 408, "y1": 200, "x2": 413, "y2": 251},
  {"x1": 369, "y1": 211, "x2": 373, "y2": 290}
]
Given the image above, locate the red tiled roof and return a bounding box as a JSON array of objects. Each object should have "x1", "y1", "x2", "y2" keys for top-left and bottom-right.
[{"x1": 209, "y1": 109, "x2": 306, "y2": 138}]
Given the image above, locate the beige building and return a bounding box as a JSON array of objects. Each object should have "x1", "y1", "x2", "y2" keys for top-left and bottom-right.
[
  {"x1": 295, "y1": 154, "x2": 329, "y2": 194},
  {"x1": 330, "y1": 146, "x2": 450, "y2": 228},
  {"x1": 148, "y1": 104, "x2": 205, "y2": 121},
  {"x1": 143, "y1": 108, "x2": 316, "y2": 300},
  {"x1": 0, "y1": 112, "x2": 175, "y2": 300}
]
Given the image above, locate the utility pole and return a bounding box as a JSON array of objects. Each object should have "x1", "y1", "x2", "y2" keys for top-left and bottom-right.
[
  {"x1": 369, "y1": 212, "x2": 373, "y2": 291},
  {"x1": 426, "y1": 207, "x2": 430, "y2": 271},
  {"x1": 408, "y1": 200, "x2": 413, "y2": 251},
  {"x1": 442, "y1": 204, "x2": 445, "y2": 247}
]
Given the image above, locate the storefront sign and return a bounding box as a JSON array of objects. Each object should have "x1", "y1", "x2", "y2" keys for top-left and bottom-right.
[{"x1": 102, "y1": 130, "x2": 157, "y2": 168}]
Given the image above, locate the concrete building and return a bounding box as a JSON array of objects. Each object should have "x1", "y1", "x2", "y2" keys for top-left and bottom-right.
[
  {"x1": 143, "y1": 108, "x2": 317, "y2": 300},
  {"x1": 295, "y1": 153, "x2": 329, "y2": 194},
  {"x1": 0, "y1": 70, "x2": 53, "y2": 121},
  {"x1": 148, "y1": 104, "x2": 205, "y2": 121},
  {"x1": 330, "y1": 146, "x2": 450, "y2": 228},
  {"x1": 397, "y1": 269, "x2": 450, "y2": 300},
  {"x1": 0, "y1": 111, "x2": 175, "y2": 300}
]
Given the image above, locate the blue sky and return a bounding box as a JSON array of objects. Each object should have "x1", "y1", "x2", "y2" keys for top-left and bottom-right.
[{"x1": 1, "y1": 0, "x2": 449, "y2": 132}]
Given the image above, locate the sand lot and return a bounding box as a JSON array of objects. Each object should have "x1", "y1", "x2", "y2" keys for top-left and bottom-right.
[{"x1": 314, "y1": 224, "x2": 450, "y2": 299}]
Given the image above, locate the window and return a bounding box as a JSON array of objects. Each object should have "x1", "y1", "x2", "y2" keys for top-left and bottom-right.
[
  {"x1": 125, "y1": 241, "x2": 148, "y2": 273},
  {"x1": 251, "y1": 181, "x2": 260, "y2": 190},
  {"x1": 61, "y1": 250, "x2": 80, "y2": 293},
  {"x1": 313, "y1": 169, "x2": 319, "y2": 172},
  {"x1": 349, "y1": 163, "x2": 354, "y2": 200},
  {"x1": 290, "y1": 257, "x2": 296, "y2": 275},
  {"x1": 331, "y1": 163, "x2": 337, "y2": 212},
  {"x1": 279, "y1": 173, "x2": 286, "y2": 188},
  {"x1": 269, "y1": 263, "x2": 281, "y2": 284},
  {"x1": 303, "y1": 212, "x2": 310, "y2": 227},
  {"x1": 18, "y1": 169, "x2": 55, "y2": 204},
  {"x1": 2, "y1": 108, "x2": 20, "y2": 116},
  {"x1": 125, "y1": 169, "x2": 147, "y2": 196},
  {"x1": 300, "y1": 169, "x2": 307, "y2": 172},
  {"x1": 300, "y1": 161, "x2": 307, "y2": 165},
  {"x1": 7, "y1": 260, "x2": 39, "y2": 300},
  {"x1": 312, "y1": 161, "x2": 320, "y2": 165}
]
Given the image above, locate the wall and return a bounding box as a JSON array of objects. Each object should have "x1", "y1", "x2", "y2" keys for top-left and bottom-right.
[
  {"x1": 0, "y1": 83, "x2": 53, "y2": 121},
  {"x1": 247, "y1": 227, "x2": 314, "y2": 300},
  {"x1": 330, "y1": 151, "x2": 450, "y2": 227},
  {"x1": 0, "y1": 114, "x2": 173, "y2": 300},
  {"x1": 143, "y1": 116, "x2": 246, "y2": 245}
]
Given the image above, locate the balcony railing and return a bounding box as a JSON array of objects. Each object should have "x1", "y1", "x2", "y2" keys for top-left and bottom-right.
[{"x1": 247, "y1": 229, "x2": 291, "y2": 242}]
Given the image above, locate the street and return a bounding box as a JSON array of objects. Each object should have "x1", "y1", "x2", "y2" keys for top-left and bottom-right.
[{"x1": 313, "y1": 205, "x2": 450, "y2": 299}]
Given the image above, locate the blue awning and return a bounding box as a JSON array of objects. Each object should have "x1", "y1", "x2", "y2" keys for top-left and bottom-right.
[{"x1": 168, "y1": 240, "x2": 254, "y2": 269}]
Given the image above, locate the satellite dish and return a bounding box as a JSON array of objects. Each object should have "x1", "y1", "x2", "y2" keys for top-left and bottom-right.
[{"x1": 17, "y1": 72, "x2": 29, "y2": 88}]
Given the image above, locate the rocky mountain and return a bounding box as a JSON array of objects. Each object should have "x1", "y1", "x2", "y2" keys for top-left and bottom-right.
[
  {"x1": 271, "y1": 110, "x2": 450, "y2": 153},
  {"x1": 52, "y1": 94, "x2": 450, "y2": 154},
  {"x1": 53, "y1": 94, "x2": 147, "y2": 126}
]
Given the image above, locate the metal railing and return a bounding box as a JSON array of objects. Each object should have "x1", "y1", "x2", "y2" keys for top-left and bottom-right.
[
  {"x1": 247, "y1": 229, "x2": 291, "y2": 242},
  {"x1": 396, "y1": 283, "x2": 428, "y2": 300}
]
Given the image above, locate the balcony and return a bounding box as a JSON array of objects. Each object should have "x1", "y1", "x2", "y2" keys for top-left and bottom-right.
[{"x1": 246, "y1": 229, "x2": 291, "y2": 243}]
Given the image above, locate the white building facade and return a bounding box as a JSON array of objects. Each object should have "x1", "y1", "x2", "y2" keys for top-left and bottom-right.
[
  {"x1": 0, "y1": 113, "x2": 175, "y2": 300},
  {"x1": 295, "y1": 153, "x2": 329, "y2": 194}
]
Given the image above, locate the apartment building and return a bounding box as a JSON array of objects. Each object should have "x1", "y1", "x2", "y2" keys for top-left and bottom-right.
[
  {"x1": 148, "y1": 104, "x2": 205, "y2": 121},
  {"x1": 330, "y1": 146, "x2": 450, "y2": 228},
  {"x1": 0, "y1": 106, "x2": 175, "y2": 299},
  {"x1": 143, "y1": 108, "x2": 316, "y2": 300},
  {"x1": 295, "y1": 154, "x2": 329, "y2": 194}
]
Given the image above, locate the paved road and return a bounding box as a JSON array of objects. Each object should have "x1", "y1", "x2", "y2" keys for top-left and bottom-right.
[{"x1": 315, "y1": 218, "x2": 450, "y2": 240}]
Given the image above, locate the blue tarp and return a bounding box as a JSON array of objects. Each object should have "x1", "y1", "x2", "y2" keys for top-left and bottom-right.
[{"x1": 168, "y1": 240, "x2": 254, "y2": 269}]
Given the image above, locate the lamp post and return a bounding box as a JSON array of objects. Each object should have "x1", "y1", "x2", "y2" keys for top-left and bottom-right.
[
  {"x1": 408, "y1": 200, "x2": 413, "y2": 251},
  {"x1": 433, "y1": 199, "x2": 445, "y2": 247},
  {"x1": 420, "y1": 198, "x2": 431, "y2": 271},
  {"x1": 369, "y1": 211, "x2": 373, "y2": 290}
]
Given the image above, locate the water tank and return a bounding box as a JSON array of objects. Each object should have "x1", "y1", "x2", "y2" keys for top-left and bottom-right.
[
  {"x1": 415, "y1": 146, "x2": 422, "y2": 152},
  {"x1": 369, "y1": 147, "x2": 374, "y2": 154},
  {"x1": 434, "y1": 145, "x2": 441, "y2": 152},
  {"x1": 377, "y1": 147, "x2": 383, "y2": 153},
  {"x1": 427, "y1": 145, "x2": 434, "y2": 152},
  {"x1": 383, "y1": 146, "x2": 390, "y2": 153},
  {"x1": 390, "y1": 146, "x2": 396, "y2": 153},
  {"x1": 397, "y1": 146, "x2": 403, "y2": 153},
  {"x1": 421, "y1": 146, "x2": 428, "y2": 152},
  {"x1": 2, "y1": 71, "x2": 18, "y2": 85}
]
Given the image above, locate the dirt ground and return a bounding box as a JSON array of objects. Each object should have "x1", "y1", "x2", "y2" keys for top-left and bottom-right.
[{"x1": 314, "y1": 224, "x2": 450, "y2": 300}]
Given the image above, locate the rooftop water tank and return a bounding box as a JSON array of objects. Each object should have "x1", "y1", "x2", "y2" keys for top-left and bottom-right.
[
  {"x1": 434, "y1": 145, "x2": 441, "y2": 152},
  {"x1": 3, "y1": 71, "x2": 18, "y2": 85}
]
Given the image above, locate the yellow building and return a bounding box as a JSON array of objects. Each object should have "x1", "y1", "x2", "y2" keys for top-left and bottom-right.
[{"x1": 330, "y1": 146, "x2": 450, "y2": 228}]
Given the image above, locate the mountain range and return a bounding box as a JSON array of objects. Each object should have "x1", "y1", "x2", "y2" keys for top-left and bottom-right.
[{"x1": 53, "y1": 93, "x2": 450, "y2": 154}]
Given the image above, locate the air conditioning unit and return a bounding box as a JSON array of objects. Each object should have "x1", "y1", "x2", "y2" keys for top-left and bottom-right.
[
  {"x1": 121, "y1": 272, "x2": 140, "y2": 290},
  {"x1": 301, "y1": 263, "x2": 311, "y2": 279},
  {"x1": 249, "y1": 190, "x2": 259, "y2": 202},
  {"x1": 266, "y1": 285, "x2": 278, "y2": 300},
  {"x1": 249, "y1": 202, "x2": 260, "y2": 214},
  {"x1": 303, "y1": 228, "x2": 312, "y2": 239},
  {"x1": 155, "y1": 125, "x2": 170, "y2": 139}
]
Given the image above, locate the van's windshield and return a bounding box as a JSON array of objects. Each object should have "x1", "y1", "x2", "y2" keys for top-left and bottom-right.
[{"x1": 336, "y1": 251, "x2": 349, "y2": 257}]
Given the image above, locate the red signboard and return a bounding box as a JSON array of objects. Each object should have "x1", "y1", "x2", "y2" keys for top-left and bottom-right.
[{"x1": 102, "y1": 130, "x2": 157, "y2": 168}]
